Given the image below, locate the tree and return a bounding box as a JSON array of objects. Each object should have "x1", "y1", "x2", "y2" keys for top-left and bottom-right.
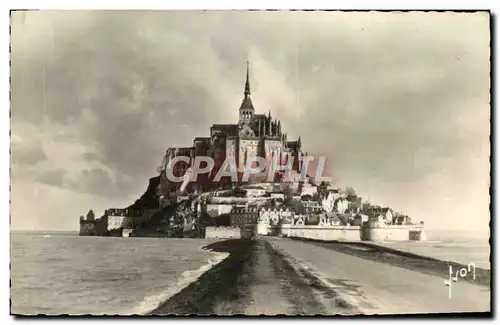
[
  {"x1": 344, "y1": 186, "x2": 357, "y2": 197},
  {"x1": 215, "y1": 214, "x2": 231, "y2": 226},
  {"x1": 199, "y1": 212, "x2": 214, "y2": 227},
  {"x1": 294, "y1": 200, "x2": 305, "y2": 214},
  {"x1": 283, "y1": 194, "x2": 294, "y2": 207},
  {"x1": 281, "y1": 183, "x2": 293, "y2": 197},
  {"x1": 317, "y1": 181, "x2": 329, "y2": 200},
  {"x1": 297, "y1": 181, "x2": 304, "y2": 194},
  {"x1": 232, "y1": 186, "x2": 247, "y2": 197},
  {"x1": 301, "y1": 194, "x2": 312, "y2": 201},
  {"x1": 337, "y1": 214, "x2": 349, "y2": 225},
  {"x1": 362, "y1": 202, "x2": 371, "y2": 214},
  {"x1": 274, "y1": 172, "x2": 284, "y2": 183}
]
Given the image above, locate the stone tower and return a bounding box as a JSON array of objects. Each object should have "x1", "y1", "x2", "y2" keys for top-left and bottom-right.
[{"x1": 239, "y1": 61, "x2": 254, "y2": 125}]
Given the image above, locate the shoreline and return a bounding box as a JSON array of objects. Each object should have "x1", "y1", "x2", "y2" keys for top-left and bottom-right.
[
  {"x1": 286, "y1": 237, "x2": 491, "y2": 287},
  {"x1": 148, "y1": 239, "x2": 256, "y2": 315},
  {"x1": 149, "y1": 239, "x2": 361, "y2": 315},
  {"x1": 148, "y1": 237, "x2": 490, "y2": 315}
]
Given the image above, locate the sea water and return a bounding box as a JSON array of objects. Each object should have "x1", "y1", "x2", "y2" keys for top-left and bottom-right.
[
  {"x1": 10, "y1": 229, "x2": 490, "y2": 315},
  {"x1": 10, "y1": 232, "x2": 228, "y2": 315}
]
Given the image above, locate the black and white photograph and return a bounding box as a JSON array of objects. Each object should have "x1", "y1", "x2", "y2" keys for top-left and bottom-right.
[{"x1": 9, "y1": 9, "x2": 491, "y2": 316}]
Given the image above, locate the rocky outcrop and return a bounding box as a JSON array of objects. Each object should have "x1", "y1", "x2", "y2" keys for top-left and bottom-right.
[
  {"x1": 127, "y1": 176, "x2": 161, "y2": 213},
  {"x1": 131, "y1": 197, "x2": 201, "y2": 238}
]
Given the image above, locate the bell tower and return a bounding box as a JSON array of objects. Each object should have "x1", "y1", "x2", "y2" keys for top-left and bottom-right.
[{"x1": 239, "y1": 61, "x2": 254, "y2": 124}]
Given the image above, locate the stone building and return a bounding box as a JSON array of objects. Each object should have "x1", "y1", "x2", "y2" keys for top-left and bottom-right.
[
  {"x1": 230, "y1": 204, "x2": 259, "y2": 238},
  {"x1": 158, "y1": 63, "x2": 305, "y2": 196},
  {"x1": 270, "y1": 192, "x2": 285, "y2": 201},
  {"x1": 244, "y1": 185, "x2": 266, "y2": 197},
  {"x1": 78, "y1": 213, "x2": 107, "y2": 236},
  {"x1": 256, "y1": 207, "x2": 294, "y2": 235},
  {"x1": 259, "y1": 207, "x2": 293, "y2": 226},
  {"x1": 302, "y1": 201, "x2": 323, "y2": 215}
]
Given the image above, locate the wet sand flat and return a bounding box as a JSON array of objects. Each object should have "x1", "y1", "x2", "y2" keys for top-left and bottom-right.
[{"x1": 150, "y1": 239, "x2": 340, "y2": 315}]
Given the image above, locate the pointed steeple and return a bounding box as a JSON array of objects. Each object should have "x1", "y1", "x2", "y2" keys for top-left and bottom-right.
[
  {"x1": 244, "y1": 61, "x2": 251, "y2": 99},
  {"x1": 267, "y1": 111, "x2": 272, "y2": 136},
  {"x1": 239, "y1": 61, "x2": 255, "y2": 116}
]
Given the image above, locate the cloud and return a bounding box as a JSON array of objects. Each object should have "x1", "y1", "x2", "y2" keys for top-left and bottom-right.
[
  {"x1": 10, "y1": 11, "x2": 490, "y2": 231},
  {"x1": 10, "y1": 180, "x2": 132, "y2": 231},
  {"x1": 11, "y1": 140, "x2": 47, "y2": 165},
  {"x1": 82, "y1": 152, "x2": 100, "y2": 162},
  {"x1": 35, "y1": 169, "x2": 66, "y2": 187},
  {"x1": 68, "y1": 168, "x2": 128, "y2": 199}
]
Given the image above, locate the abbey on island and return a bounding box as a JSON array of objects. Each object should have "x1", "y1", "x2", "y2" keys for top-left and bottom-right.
[
  {"x1": 157, "y1": 63, "x2": 306, "y2": 195},
  {"x1": 78, "y1": 62, "x2": 425, "y2": 243}
]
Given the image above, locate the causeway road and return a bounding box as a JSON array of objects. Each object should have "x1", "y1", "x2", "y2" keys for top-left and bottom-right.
[
  {"x1": 266, "y1": 237, "x2": 490, "y2": 315},
  {"x1": 151, "y1": 237, "x2": 490, "y2": 315}
]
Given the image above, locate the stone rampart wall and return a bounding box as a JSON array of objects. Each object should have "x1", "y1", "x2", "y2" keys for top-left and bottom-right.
[{"x1": 205, "y1": 226, "x2": 242, "y2": 239}]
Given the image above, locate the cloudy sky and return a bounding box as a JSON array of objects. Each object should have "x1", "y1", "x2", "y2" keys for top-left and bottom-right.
[{"x1": 11, "y1": 11, "x2": 490, "y2": 231}]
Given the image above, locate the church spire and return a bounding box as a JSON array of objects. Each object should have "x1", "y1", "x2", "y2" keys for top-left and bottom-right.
[
  {"x1": 239, "y1": 61, "x2": 255, "y2": 115},
  {"x1": 244, "y1": 61, "x2": 251, "y2": 99}
]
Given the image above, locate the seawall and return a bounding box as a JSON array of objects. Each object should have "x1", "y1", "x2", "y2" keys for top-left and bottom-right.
[
  {"x1": 205, "y1": 204, "x2": 233, "y2": 218},
  {"x1": 280, "y1": 225, "x2": 361, "y2": 241},
  {"x1": 278, "y1": 224, "x2": 426, "y2": 242},
  {"x1": 363, "y1": 225, "x2": 426, "y2": 241}
]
